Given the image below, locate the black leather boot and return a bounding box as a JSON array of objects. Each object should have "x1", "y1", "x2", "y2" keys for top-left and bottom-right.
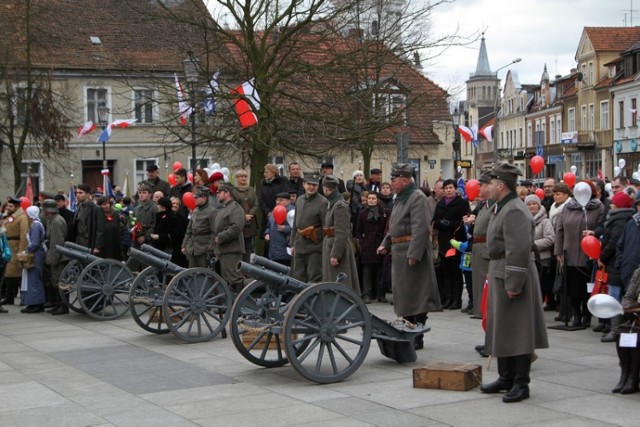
[
  {"x1": 620, "y1": 347, "x2": 640, "y2": 394},
  {"x1": 570, "y1": 304, "x2": 582, "y2": 328},
  {"x1": 613, "y1": 341, "x2": 631, "y2": 393},
  {"x1": 503, "y1": 355, "x2": 531, "y2": 403},
  {"x1": 481, "y1": 357, "x2": 513, "y2": 393}
]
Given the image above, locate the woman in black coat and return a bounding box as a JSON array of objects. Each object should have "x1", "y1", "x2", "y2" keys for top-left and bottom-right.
[
  {"x1": 150, "y1": 197, "x2": 182, "y2": 266},
  {"x1": 355, "y1": 192, "x2": 389, "y2": 303},
  {"x1": 432, "y1": 179, "x2": 470, "y2": 309},
  {"x1": 258, "y1": 164, "x2": 289, "y2": 255}
]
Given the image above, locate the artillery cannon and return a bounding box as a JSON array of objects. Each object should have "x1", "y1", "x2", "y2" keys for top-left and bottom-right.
[
  {"x1": 55, "y1": 244, "x2": 134, "y2": 320},
  {"x1": 127, "y1": 247, "x2": 232, "y2": 343},
  {"x1": 231, "y1": 258, "x2": 430, "y2": 384}
]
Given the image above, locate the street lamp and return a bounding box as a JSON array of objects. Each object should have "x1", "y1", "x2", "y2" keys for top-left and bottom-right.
[
  {"x1": 97, "y1": 101, "x2": 109, "y2": 172},
  {"x1": 451, "y1": 107, "x2": 461, "y2": 178},
  {"x1": 492, "y1": 58, "x2": 522, "y2": 166},
  {"x1": 183, "y1": 52, "x2": 200, "y2": 177}
]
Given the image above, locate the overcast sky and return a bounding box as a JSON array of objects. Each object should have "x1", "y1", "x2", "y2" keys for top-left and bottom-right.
[{"x1": 425, "y1": 0, "x2": 636, "y2": 99}]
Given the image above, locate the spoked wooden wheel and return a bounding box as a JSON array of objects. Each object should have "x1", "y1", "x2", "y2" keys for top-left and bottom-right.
[
  {"x1": 129, "y1": 266, "x2": 172, "y2": 334},
  {"x1": 76, "y1": 259, "x2": 134, "y2": 320},
  {"x1": 162, "y1": 268, "x2": 232, "y2": 343},
  {"x1": 230, "y1": 280, "x2": 303, "y2": 367},
  {"x1": 58, "y1": 260, "x2": 84, "y2": 313},
  {"x1": 283, "y1": 283, "x2": 372, "y2": 384}
]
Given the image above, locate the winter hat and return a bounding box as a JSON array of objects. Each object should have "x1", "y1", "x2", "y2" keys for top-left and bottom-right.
[
  {"x1": 524, "y1": 194, "x2": 541, "y2": 206},
  {"x1": 612, "y1": 191, "x2": 634, "y2": 209},
  {"x1": 352, "y1": 170, "x2": 364, "y2": 179}
]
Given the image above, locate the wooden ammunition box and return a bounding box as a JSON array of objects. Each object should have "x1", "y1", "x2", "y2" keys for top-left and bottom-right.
[
  {"x1": 413, "y1": 362, "x2": 482, "y2": 391},
  {"x1": 241, "y1": 330, "x2": 296, "y2": 350}
]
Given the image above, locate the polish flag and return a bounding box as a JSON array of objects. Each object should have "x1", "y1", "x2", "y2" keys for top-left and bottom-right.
[
  {"x1": 174, "y1": 73, "x2": 192, "y2": 126},
  {"x1": 458, "y1": 124, "x2": 477, "y2": 143},
  {"x1": 231, "y1": 79, "x2": 260, "y2": 128},
  {"x1": 479, "y1": 124, "x2": 493, "y2": 142},
  {"x1": 97, "y1": 119, "x2": 137, "y2": 143},
  {"x1": 77, "y1": 121, "x2": 97, "y2": 139}
]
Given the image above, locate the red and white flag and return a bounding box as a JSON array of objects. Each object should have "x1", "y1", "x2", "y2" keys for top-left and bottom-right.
[
  {"x1": 174, "y1": 73, "x2": 192, "y2": 126},
  {"x1": 597, "y1": 168, "x2": 604, "y2": 180},
  {"x1": 479, "y1": 124, "x2": 493, "y2": 142},
  {"x1": 458, "y1": 124, "x2": 477, "y2": 143},
  {"x1": 110, "y1": 119, "x2": 136, "y2": 129},
  {"x1": 231, "y1": 79, "x2": 260, "y2": 128},
  {"x1": 77, "y1": 120, "x2": 97, "y2": 139}
]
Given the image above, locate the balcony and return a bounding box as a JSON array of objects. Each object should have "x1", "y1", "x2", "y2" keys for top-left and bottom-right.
[{"x1": 577, "y1": 129, "x2": 613, "y2": 148}]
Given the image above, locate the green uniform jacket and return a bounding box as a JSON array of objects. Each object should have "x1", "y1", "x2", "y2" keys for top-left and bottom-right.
[
  {"x1": 291, "y1": 192, "x2": 327, "y2": 255},
  {"x1": 322, "y1": 194, "x2": 360, "y2": 293},
  {"x1": 182, "y1": 202, "x2": 217, "y2": 257},
  {"x1": 213, "y1": 200, "x2": 245, "y2": 257}
]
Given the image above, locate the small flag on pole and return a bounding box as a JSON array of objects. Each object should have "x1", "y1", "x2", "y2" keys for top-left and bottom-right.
[
  {"x1": 174, "y1": 73, "x2": 192, "y2": 126},
  {"x1": 203, "y1": 70, "x2": 219, "y2": 116},
  {"x1": 231, "y1": 78, "x2": 260, "y2": 128},
  {"x1": 77, "y1": 121, "x2": 97, "y2": 138}
]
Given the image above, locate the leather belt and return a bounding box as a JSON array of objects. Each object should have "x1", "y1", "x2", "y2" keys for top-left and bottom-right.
[
  {"x1": 391, "y1": 235, "x2": 412, "y2": 244},
  {"x1": 6, "y1": 237, "x2": 19, "y2": 240},
  {"x1": 474, "y1": 236, "x2": 486, "y2": 243},
  {"x1": 323, "y1": 227, "x2": 336, "y2": 237}
]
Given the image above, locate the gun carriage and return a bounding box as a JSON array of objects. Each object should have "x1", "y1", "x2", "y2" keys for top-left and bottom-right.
[{"x1": 231, "y1": 256, "x2": 430, "y2": 384}]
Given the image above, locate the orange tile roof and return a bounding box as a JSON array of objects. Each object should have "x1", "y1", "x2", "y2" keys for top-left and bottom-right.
[{"x1": 583, "y1": 27, "x2": 640, "y2": 52}]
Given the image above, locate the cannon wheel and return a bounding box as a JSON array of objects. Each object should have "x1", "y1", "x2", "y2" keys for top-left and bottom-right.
[
  {"x1": 129, "y1": 267, "x2": 172, "y2": 334},
  {"x1": 230, "y1": 280, "x2": 306, "y2": 368},
  {"x1": 162, "y1": 268, "x2": 232, "y2": 343},
  {"x1": 76, "y1": 259, "x2": 134, "y2": 320},
  {"x1": 283, "y1": 283, "x2": 372, "y2": 384},
  {"x1": 58, "y1": 260, "x2": 84, "y2": 313}
]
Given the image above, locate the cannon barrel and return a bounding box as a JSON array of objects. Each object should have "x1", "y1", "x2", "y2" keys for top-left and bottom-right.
[
  {"x1": 56, "y1": 245, "x2": 101, "y2": 263},
  {"x1": 140, "y1": 243, "x2": 172, "y2": 261},
  {"x1": 250, "y1": 254, "x2": 291, "y2": 275},
  {"x1": 128, "y1": 247, "x2": 184, "y2": 275},
  {"x1": 63, "y1": 242, "x2": 91, "y2": 253},
  {"x1": 238, "y1": 261, "x2": 307, "y2": 293}
]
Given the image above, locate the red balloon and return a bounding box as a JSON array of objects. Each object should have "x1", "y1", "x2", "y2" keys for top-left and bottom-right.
[
  {"x1": 187, "y1": 172, "x2": 193, "y2": 183},
  {"x1": 273, "y1": 205, "x2": 287, "y2": 225},
  {"x1": 466, "y1": 179, "x2": 480, "y2": 201},
  {"x1": 563, "y1": 172, "x2": 576, "y2": 188},
  {"x1": 19, "y1": 196, "x2": 31, "y2": 210},
  {"x1": 182, "y1": 192, "x2": 196, "y2": 210},
  {"x1": 167, "y1": 173, "x2": 177, "y2": 186},
  {"x1": 530, "y1": 155, "x2": 545, "y2": 175},
  {"x1": 173, "y1": 161, "x2": 183, "y2": 172},
  {"x1": 535, "y1": 188, "x2": 545, "y2": 200},
  {"x1": 581, "y1": 235, "x2": 601, "y2": 259}
]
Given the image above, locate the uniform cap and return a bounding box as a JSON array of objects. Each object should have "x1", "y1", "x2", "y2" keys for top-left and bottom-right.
[
  {"x1": 390, "y1": 163, "x2": 415, "y2": 178},
  {"x1": 489, "y1": 163, "x2": 523, "y2": 184},
  {"x1": 322, "y1": 175, "x2": 340, "y2": 188}
]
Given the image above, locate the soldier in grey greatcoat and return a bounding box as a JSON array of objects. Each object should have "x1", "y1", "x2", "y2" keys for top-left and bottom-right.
[
  {"x1": 480, "y1": 163, "x2": 549, "y2": 404},
  {"x1": 42, "y1": 199, "x2": 68, "y2": 315},
  {"x1": 130, "y1": 181, "x2": 157, "y2": 271},
  {"x1": 378, "y1": 164, "x2": 441, "y2": 350},
  {"x1": 213, "y1": 183, "x2": 245, "y2": 291},
  {"x1": 290, "y1": 176, "x2": 327, "y2": 283},
  {"x1": 321, "y1": 175, "x2": 360, "y2": 293},
  {"x1": 182, "y1": 186, "x2": 217, "y2": 268}
]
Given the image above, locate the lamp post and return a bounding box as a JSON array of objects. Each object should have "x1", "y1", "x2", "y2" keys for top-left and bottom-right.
[
  {"x1": 97, "y1": 101, "x2": 109, "y2": 172},
  {"x1": 183, "y1": 53, "x2": 200, "y2": 177},
  {"x1": 451, "y1": 107, "x2": 461, "y2": 179},
  {"x1": 491, "y1": 58, "x2": 522, "y2": 166}
]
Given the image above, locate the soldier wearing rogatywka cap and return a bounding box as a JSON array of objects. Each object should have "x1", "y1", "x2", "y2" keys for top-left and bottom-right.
[
  {"x1": 182, "y1": 185, "x2": 216, "y2": 268},
  {"x1": 480, "y1": 162, "x2": 548, "y2": 403},
  {"x1": 378, "y1": 163, "x2": 441, "y2": 350},
  {"x1": 0, "y1": 196, "x2": 28, "y2": 306},
  {"x1": 321, "y1": 175, "x2": 360, "y2": 293},
  {"x1": 213, "y1": 182, "x2": 245, "y2": 291},
  {"x1": 129, "y1": 180, "x2": 158, "y2": 271}
]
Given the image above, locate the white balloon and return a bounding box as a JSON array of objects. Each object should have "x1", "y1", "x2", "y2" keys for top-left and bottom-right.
[
  {"x1": 605, "y1": 182, "x2": 613, "y2": 196},
  {"x1": 203, "y1": 167, "x2": 211, "y2": 176},
  {"x1": 573, "y1": 181, "x2": 592, "y2": 207},
  {"x1": 618, "y1": 158, "x2": 626, "y2": 169},
  {"x1": 570, "y1": 165, "x2": 577, "y2": 174},
  {"x1": 614, "y1": 166, "x2": 621, "y2": 177},
  {"x1": 587, "y1": 294, "x2": 623, "y2": 319},
  {"x1": 637, "y1": 163, "x2": 640, "y2": 171},
  {"x1": 223, "y1": 174, "x2": 229, "y2": 182},
  {"x1": 211, "y1": 163, "x2": 220, "y2": 170},
  {"x1": 286, "y1": 209, "x2": 295, "y2": 228},
  {"x1": 221, "y1": 167, "x2": 230, "y2": 176},
  {"x1": 634, "y1": 172, "x2": 639, "y2": 180}
]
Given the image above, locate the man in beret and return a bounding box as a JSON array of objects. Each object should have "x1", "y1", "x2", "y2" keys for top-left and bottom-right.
[
  {"x1": 182, "y1": 186, "x2": 217, "y2": 268},
  {"x1": 318, "y1": 162, "x2": 346, "y2": 197},
  {"x1": 213, "y1": 183, "x2": 245, "y2": 291},
  {"x1": 378, "y1": 163, "x2": 441, "y2": 350},
  {"x1": 291, "y1": 175, "x2": 327, "y2": 283},
  {"x1": 129, "y1": 181, "x2": 157, "y2": 271},
  {"x1": 146, "y1": 164, "x2": 170, "y2": 196},
  {"x1": 321, "y1": 175, "x2": 360, "y2": 292},
  {"x1": 0, "y1": 197, "x2": 28, "y2": 306},
  {"x1": 481, "y1": 163, "x2": 548, "y2": 403},
  {"x1": 366, "y1": 168, "x2": 383, "y2": 194}
]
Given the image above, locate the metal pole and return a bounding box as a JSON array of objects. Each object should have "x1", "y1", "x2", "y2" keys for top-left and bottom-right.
[{"x1": 190, "y1": 86, "x2": 197, "y2": 177}]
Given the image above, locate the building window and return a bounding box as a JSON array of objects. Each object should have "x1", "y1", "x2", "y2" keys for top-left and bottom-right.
[
  {"x1": 550, "y1": 120, "x2": 555, "y2": 145},
  {"x1": 189, "y1": 157, "x2": 209, "y2": 174},
  {"x1": 135, "y1": 159, "x2": 158, "y2": 186},
  {"x1": 632, "y1": 98, "x2": 637, "y2": 127},
  {"x1": 619, "y1": 101, "x2": 625, "y2": 128},
  {"x1": 568, "y1": 108, "x2": 576, "y2": 131},
  {"x1": 134, "y1": 89, "x2": 154, "y2": 124},
  {"x1": 374, "y1": 92, "x2": 407, "y2": 126},
  {"x1": 589, "y1": 104, "x2": 595, "y2": 131},
  {"x1": 581, "y1": 105, "x2": 587, "y2": 131},
  {"x1": 14, "y1": 86, "x2": 29, "y2": 125},
  {"x1": 556, "y1": 117, "x2": 562, "y2": 144},
  {"x1": 600, "y1": 101, "x2": 609, "y2": 130},
  {"x1": 87, "y1": 88, "x2": 108, "y2": 123},
  {"x1": 20, "y1": 161, "x2": 42, "y2": 198},
  {"x1": 588, "y1": 61, "x2": 594, "y2": 86},
  {"x1": 527, "y1": 122, "x2": 532, "y2": 147}
]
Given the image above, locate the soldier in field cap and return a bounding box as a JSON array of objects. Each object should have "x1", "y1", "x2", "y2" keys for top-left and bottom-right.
[
  {"x1": 182, "y1": 185, "x2": 216, "y2": 268},
  {"x1": 481, "y1": 163, "x2": 548, "y2": 403}
]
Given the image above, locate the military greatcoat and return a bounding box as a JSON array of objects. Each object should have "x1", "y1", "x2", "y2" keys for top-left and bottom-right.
[
  {"x1": 291, "y1": 192, "x2": 327, "y2": 283},
  {"x1": 322, "y1": 194, "x2": 360, "y2": 293},
  {"x1": 4, "y1": 208, "x2": 28, "y2": 278},
  {"x1": 213, "y1": 199, "x2": 245, "y2": 288},
  {"x1": 470, "y1": 200, "x2": 492, "y2": 316},
  {"x1": 381, "y1": 185, "x2": 441, "y2": 317},
  {"x1": 485, "y1": 192, "x2": 549, "y2": 358}
]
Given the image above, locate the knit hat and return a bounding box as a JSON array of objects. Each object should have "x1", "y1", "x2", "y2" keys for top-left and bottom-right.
[
  {"x1": 524, "y1": 194, "x2": 541, "y2": 206},
  {"x1": 352, "y1": 170, "x2": 364, "y2": 179},
  {"x1": 612, "y1": 191, "x2": 634, "y2": 209}
]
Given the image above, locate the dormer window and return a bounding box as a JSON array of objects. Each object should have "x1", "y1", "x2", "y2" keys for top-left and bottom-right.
[{"x1": 90, "y1": 36, "x2": 102, "y2": 45}]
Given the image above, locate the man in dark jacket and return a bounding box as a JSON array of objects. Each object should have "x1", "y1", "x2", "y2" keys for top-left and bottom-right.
[
  {"x1": 169, "y1": 168, "x2": 193, "y2": 217},
  {"x1": 71, "y1": 184, "x2": 104, "y2": 254},
  {"x1": 146, "y1": 164, "x2": 170, "y2": 196},
  {"x1": 287, "y1": 162, "x2": 305, "y2": 197},
  {"x1": 318, "y1": 162, "x2": 346, "y2": 197},
  {"x1": 616, "y1": 193, "x2": 640, "y2": 291}
]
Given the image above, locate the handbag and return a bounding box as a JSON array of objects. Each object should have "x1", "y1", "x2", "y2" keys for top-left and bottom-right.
[
  {"x1": 430, "y1": 224, "x2": 440, "y2": 267},
  {"x1": 18, "y1": 251, "x2": 36, "y2": 269},
  {"x1": 552, "y1": 261, "x2": 564, "y2": 294},
  {"x1": 591, "y1": 268, "x2": 609, "y2": 296}
]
